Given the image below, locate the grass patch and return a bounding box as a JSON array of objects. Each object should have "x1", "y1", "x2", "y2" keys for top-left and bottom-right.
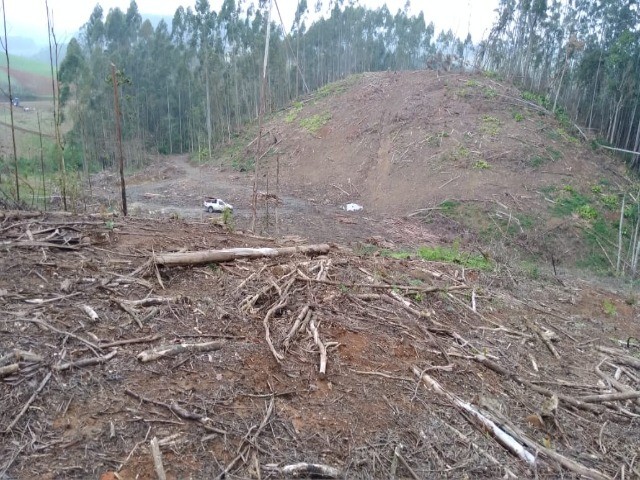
[
  {"x1": 480, "y1": 115, "x2": 501, "y2": 136},
  {"x1": 285, "y1": 101, "x2": 303, "y2": 123},
  {"x1": 300, "y1": 112, "x2": 331, "y2": 133},
  {"x1": 473, "y1": 160, "x2": 490, "y2": 169},
  {"x1": 416, "y1": 245, "x2": 492, "y2": 269},
  {"x1": 439, "y1": 199, "x2": 460, "y2": 213}
]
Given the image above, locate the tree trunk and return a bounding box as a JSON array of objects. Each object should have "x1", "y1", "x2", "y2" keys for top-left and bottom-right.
[
  {"x1": 111, "y1": 63, "x2": 127, "y2": 217},
  {"x1": 154, "y1": 244, "x2": 330, "y2": 266},
  {"x1": 1, "y1": 1, "x2": 19, "y2": 202}
]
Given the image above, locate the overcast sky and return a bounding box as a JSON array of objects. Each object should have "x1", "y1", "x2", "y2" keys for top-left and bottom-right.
[{"x1": 3, "y1": 0, "x2": 499, "y2": 46}]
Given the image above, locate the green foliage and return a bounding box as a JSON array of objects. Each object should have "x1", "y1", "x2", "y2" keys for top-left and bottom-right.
[
  {"x1": 473, "y1": 160, "x2": 490, "y2": 169},
  {"x1": 374, "y1": 242, "x2": 492, "y2": 270},
  {"x1": 222, "y1": 206, "x2": 234, "y2": 230},
  {"x1": 300, "y1": 112, "x2": 332, "y2": 133},
  {"x1": 415, "y1": 244, "x2": 492, "y2": 270},
  {"x1": 602, "y1": 299, "x2": 617, "y2": 316},
  {"x1": 600, "y1": 194, "x2": 618, "y2": 210},
  {"x1": 439, "y1": 199, "x2": 460, "y2": 212},
  {"x1": 513, "y1": 111, "x2": 524, "y2": 122},
  {"x1": 522, "y1": 91, "x2": 551, "y2": 110},
  {"x1": 483, "y1": 87, "x2": 497, "y2": 99},
  {"x1": 482, "y1": 70, "x2": 503, "y2": 81},
  {"x1": 285, "y1": 101, "x2": 303, "y2": 123},
  {"x1": 591, "y1": 185, "x2": 603, "y2": 194},
  {"x1": 521, "y1": 260, "x2": 540, "y2": 279},
  {"x1": 576, "y1": 204, "x2": 598, "y2": 220},
  {"x1": 480, "y1": 115, "x2": 501, "y2": 136},
  {"x1": 425, "y1": 131, "x2": 449, "y2": 147}
]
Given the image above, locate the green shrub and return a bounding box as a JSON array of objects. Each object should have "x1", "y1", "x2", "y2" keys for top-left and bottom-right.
[
  {"x1": 576, "y1": 204, "x2": 598, "y2": 220},
  {"x1": 300, "y1": 112, "x2": 331, "y2": 133}
]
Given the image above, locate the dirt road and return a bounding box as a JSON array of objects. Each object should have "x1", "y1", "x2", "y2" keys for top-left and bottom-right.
[{"x1": 101, "y1": 154, "x2": 438, "y2": 246}]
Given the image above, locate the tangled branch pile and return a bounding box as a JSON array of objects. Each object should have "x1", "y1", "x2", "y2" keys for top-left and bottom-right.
[{"x1": 1, "y1": 212, "x2": 639, "y2": 479}]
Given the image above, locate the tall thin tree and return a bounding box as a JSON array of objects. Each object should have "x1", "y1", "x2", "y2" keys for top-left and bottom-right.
[
  {"x1": 251, "y1": 0, "x2": 274, "y2": 232},
  {"x1": 46, "y1": 1, "x2": 67, "y2": 210},
  {"x1": 111, "y1": 63, "x2": 127, "y2": 216},
  {"x1": 1, "y1": 0, "x2": 20, "y2": 202}
]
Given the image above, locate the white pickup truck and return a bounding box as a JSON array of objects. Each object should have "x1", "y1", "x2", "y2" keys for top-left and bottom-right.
[{"x1": 204, "y1": 197, "x2": 233, "y2": 213}]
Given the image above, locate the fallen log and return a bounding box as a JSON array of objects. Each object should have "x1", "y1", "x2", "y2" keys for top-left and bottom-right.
[
  {"x1": 154, "y1": 244, "x2": 330, "y2": 266},
  {"x1": 137, "y1": 341, "x2": 224, "y2": 362}
]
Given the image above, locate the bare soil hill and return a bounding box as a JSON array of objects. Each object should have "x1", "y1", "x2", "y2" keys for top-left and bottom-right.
[{"x1": 261, "y1": 71, "x2": 625, "y2": 212}]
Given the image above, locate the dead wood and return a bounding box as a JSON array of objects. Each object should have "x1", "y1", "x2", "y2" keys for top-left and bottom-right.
[
  {"x1": 3, "y1": 240, "x2": 79, "y2": 250},
  {"x1": 154, "y1": 244, "x2": 331, "y2": 266},
  {"x1": 596, "y1": 346, "x2": 640, "y2": 370},
  {"x1": 54, "y1": 349, "x2": 117, "y2": 371},
  {"x1": 0, "y1": 363, "x2": 19, "y2": 377},
  {"x1": 216, "y1": 397, "x2": 274, "y2": 479},
  {"x1": 484, "y1": 406, "x2": 613, "y2": 480},
  {"x1": 124, "y1": 389, "x2": 226, "y2": 434},
  {"x1": 99, "y1": 335, "x2": 161, "y2": 348},
  {"x1": 580, "y1": 391, "x2": 640, "y2": 403},
  {"x1": 309, "y1": 317, "x2": 328, "y2": 375},
  {"x1": 136, "y1": 341, "x2": 224, "y2": 362},
  {"x1": 263, "y1": 298, "x2": 287, "y2": 363},
  {"x1": 444, "y1": 423, "x2": 518, "y2": 479},
  {"x1": 120, "y1": 296, "x2": 182, "y2": 307},
  {"x1": 473, "y1": 355, "x2": 604, "y2": 415},
  {"x1": 6, "y1": 317, "x2": 101, "y2": 354},
  {"x1": 81, "y1": 304, "x2": 99, "y2": 322},
  {"x1": 281, "y1": 462, "x2": 341, "y2": 478},
  {"x1": 149, "y1": 437, "x2": 167, "y2": 480},
  {"x1": 412, "y1": 366, "x2": 536, "y2": 466},
  {"x1": 5, "y1": 371, "x2": 52, "y2": 432}
]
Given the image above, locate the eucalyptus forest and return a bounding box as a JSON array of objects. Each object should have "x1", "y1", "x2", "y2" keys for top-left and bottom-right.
[{"x1": 52, "y1": 0, "x2": 640, "y2": 175}]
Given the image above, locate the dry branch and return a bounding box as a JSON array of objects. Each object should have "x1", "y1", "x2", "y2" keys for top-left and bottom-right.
[
  {"x1": 263, "y1": 299, "x2": 287, "y2": 363},
  {"x1": 81, "y1": 304, "x2": 99, "y2": 322},
  {"x1": 154, "y1": 244, "x2": 330, "y2": 266},
  {"x1": 54, "y1": 349, "x2": 117, "y2": 371},
  {"x1": 580, "y1": 391, "x2": 640, "y2": 403},
  {"x1": 124, "y1": 389, "x2": 226, "y2": 434},
  {"x1": 0, "y1": 363, "x2": 19, "y2": 377},
  {"x1": 473, "y1": 355, "x2": 604, "y2": 415},
  {"x1": 136, "y1": 341, "x2": 223, "y2": 362},
  {"x1": 309, "y1": 317, "x2": 328, "y2": 375},
  {"x1": 5, "y1": 371, "x2": 52, "y2": 432},
  {"x1": 120, "y1": 296, "x2": 182, "y2": 307},
  {"x1": 412, "y1": 366, "x2": 536, "y2": 466},
  {"x1": 596, "y1": 346, "x2": 640, "y2": 370},
  {"x1": 150, "y1": 437, "x2": 167, "y2": 480},
  {"x1": 281, "y1": 462, "x2": 341, "y2": 478},
  {"x1": 7, "y1": 318, "x2": 101, "y2": 354},
  {"x1": 99, "y1": 335, "x2": 160, "y2": 348}
]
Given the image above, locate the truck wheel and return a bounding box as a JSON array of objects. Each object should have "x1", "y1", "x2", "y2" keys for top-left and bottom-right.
[{"x1": 207, "y1": 206, "x2": 214, "y2": 213}]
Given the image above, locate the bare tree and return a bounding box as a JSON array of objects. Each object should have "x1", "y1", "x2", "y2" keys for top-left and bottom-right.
[
  {"x1": 111, "y1": 63, "x2": 127, "y2": 216},
  {"x1": 1, "y1": 0, "x2": 20, "y2": 202},
  {"x1": 45, "y1": 0, "x2": 67, "y2": 210}
]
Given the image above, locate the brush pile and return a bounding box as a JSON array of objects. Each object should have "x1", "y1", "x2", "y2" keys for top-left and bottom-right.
[{"x1": 1, "y1": 211, "x2": 639, "y2": 479}]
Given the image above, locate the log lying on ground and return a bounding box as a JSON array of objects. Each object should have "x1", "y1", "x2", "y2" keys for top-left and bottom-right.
[
  {"x1": 154, "y1": 244, "x2": 330, "y2": 266},
  {"x1": 137, "y1": 341, "x2": 224, "y2": 362}
]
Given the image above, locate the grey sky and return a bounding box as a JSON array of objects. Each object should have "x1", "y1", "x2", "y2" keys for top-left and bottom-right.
[{"x1": 3, "y1": 0, "x2": 499, "y2": 46}]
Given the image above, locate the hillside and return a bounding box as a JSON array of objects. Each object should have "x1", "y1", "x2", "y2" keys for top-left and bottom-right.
[
  {"x1": 0, "y1": 54, "x2": 51, "y2": 98},
  {"x1": 224, "y1": 70, "x2": 637, "y2": 275}
]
